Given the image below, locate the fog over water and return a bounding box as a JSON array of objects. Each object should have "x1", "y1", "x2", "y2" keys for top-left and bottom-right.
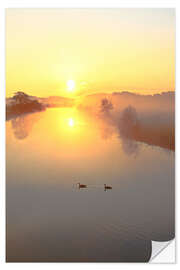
[{"x1": 6, "y1": 103, "x2": 174, "y2": 262}]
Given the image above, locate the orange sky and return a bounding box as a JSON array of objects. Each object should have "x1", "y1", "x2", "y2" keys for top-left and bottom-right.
[{"x1": 6, "y1": 8, "x2": 175, "y2": 97}]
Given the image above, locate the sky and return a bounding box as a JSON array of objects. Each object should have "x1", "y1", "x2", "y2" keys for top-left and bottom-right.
[{"x1": 6, "y1": 8, "x2": 175, "y2": 97}]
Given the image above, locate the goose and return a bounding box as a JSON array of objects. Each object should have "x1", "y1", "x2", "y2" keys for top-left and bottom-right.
[
  {"x1": 77, "y1": 183, "x2": 87, "y2": 189},
  {"x1": 104, "y1": 184, "x2": 112, "y2": 191}
]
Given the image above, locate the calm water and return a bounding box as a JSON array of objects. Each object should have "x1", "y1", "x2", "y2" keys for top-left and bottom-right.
[{"x1": 6, "y1": 108, "x2": 175, "y2": 262}]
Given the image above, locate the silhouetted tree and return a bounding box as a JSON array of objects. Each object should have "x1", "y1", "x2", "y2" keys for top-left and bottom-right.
[
  {"x1": 13, "y1": 91, "x2": 30, "y2": 103},
  {"x1": 6, "y1": 91, "x2": 45, "y2": 119},
  {"x1": 100, "y1": 98, "x2": 113, "y2": 115}
]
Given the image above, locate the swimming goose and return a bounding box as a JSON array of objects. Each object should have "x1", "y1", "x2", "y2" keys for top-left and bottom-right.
[
  {"x1": 104, "y1": 184, "x2": 112, "y2": 190},
  {"x1": 77, "y1": 183, "x2": 87, "y2": 189}
]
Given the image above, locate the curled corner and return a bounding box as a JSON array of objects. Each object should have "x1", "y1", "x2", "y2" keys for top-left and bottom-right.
[{"x1": 150, "y1": 240, "x2": 174, "y2": 262}]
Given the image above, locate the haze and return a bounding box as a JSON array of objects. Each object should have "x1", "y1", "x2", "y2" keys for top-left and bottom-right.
[{"x1": 6, "y1": 8, "x2": 175, "y2": 97}]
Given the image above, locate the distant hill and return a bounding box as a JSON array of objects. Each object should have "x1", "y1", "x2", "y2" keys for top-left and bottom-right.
[
  {"x1": 38, "y1": 96, "x2": 74, "y2": 108},
  {"x1": 77, "y1": 91, "x2": 175, "y2": 114}
]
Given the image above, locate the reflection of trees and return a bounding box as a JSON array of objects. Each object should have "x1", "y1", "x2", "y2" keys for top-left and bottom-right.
[
  {"x1": 118, "y1": 106, "x2": 139, "y2": 138},
  {"x1": 11, "y1": 113, "x2": 40, "y2": 140},
  {"x1": 121, "y1": 138, "x2": 139, "y2": 156},
  {"x1": 99, "y1": 102, "x2": 175, "y2": 155},
  {"x1": 99, "y1": 105, "x2": 140, "y2": 156},
  {"x1": 100, "y1": 126, "x2": 114, "y2": 140},
  {"x1": 118, "y1": 106, "x2": 140, "y2": 156}
]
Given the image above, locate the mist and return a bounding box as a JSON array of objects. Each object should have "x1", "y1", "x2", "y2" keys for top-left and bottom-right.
[{"x1": 78, "y1": 91, "x2": 175, "y2": 152}]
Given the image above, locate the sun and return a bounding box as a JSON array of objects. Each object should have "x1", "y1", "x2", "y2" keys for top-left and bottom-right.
[
  {"x1": 68, "y1": 118, "x2": 75, "y2": 127},
  {"x1": 67, "y1": 80, "x2": 75, "y2": 92}
]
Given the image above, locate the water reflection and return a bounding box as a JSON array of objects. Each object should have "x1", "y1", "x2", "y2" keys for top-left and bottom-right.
[
  {"x1": 10, "y1": 113, "x2": 41, "y2": 140},
  {"x1": 121, "y1": 138, "x2": 140, "y2": 156},
  {"x1": 7, "y1": 107, "x2": 172, "y2": 158},
  {"x1": 6, "y1": 108, "x2": 174, "y2": 262}
]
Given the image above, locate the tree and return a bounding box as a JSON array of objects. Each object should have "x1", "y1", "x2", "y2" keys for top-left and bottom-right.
[
  {"x1": 13, "y1": 91, "x2": 30, "y2": 104},
  {"x1": 100, "y1": 98, "x2": 113, "y2": 115}
]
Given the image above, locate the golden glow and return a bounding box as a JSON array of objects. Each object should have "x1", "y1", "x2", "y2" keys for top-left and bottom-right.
[
  {"x1": 67, "y1": 80, "x2": 75, "y2": 92},
  {"x1": 68, "y1": 118, "x2": 75, "y2": 127},
  {"x1": 6, "y1": 9, "x2": 175, "y2": 97},
  {"x1": 6, "y1": 108, "x2": 119, "y2": 185}
]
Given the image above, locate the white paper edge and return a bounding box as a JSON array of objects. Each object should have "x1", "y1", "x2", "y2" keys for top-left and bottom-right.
[{"x1": 150, "y1": 239, "x2": 175, "y2": 263}]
